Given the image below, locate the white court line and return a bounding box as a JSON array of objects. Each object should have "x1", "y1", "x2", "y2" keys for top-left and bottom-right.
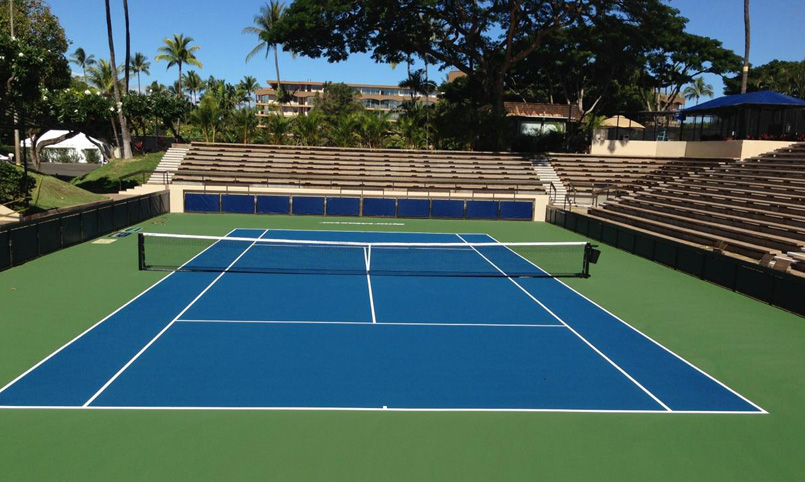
[
  {"x1": 0, "y1": 227, "x2": 239, "y2": 399},
  {"x1": 0, "y1": 404, "x2": 766, "y2": 414},
  {"x1": 176, "y1": 319, "x2": 566, "y2": 328},
  {"x1": 82, "y1": 229, "x2": 270, "y2": 407},
  {"x1": 267, "y1": 228, "x2": 488, "y2": 236},
  {"x1": 455, "y1": 234, "x2": 672, "y2": 412},
  {"x1": 485, "y1": 233, "x2": 767, "y2": 414},
  {"x1": 364, "y1": 246, "x2": 377, "y2": 324}
]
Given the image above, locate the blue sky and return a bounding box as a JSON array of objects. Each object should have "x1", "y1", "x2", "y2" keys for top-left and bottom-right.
[{"x1": 53, "y1": 0, "x2": 804, "y2": 96}]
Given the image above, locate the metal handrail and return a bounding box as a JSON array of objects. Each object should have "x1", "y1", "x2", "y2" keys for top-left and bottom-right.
[
  {"x1": 119, "y1": 170, "x2": 170, "y2": 190},
  {"x1": 547, "y1": 183, "x2": 557, "y2": 204}
]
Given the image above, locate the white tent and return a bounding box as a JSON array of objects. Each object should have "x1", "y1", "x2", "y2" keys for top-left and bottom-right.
[{"x1": 22, "y1": 130, "x2": 108, "y2": 163}]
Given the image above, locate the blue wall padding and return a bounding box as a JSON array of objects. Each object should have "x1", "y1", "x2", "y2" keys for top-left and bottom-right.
[
  {"x1": 466, "y1": 200, "x2": 499, "y2": 219},
  {"x1": 397, "y1": 199, "x2": 430, "y2": 218},
  {"x1": 221, "y1": 194, "x2": 255, "y2": 214},
  {"x1": 362, "y1": 198, "x2": 396, "y2": 217},
  {"x1": 431, "y1": 199, "x2": 465, "y2": 218},
  {"x1": 256, "y1": 196, "x2": 291, "y2": 214},
  {"x1": 500, "y1": 201, "x2": 533, "y2": 220},
  {"x1": 185, "y1": 193, "x2": 220, "y2": 212},
  {"x1": 326, "y1": 197, "x2": 361, "y2": 216},
  {"x1": 293, "y1": 196, "x2": 325, "y2": 215}
]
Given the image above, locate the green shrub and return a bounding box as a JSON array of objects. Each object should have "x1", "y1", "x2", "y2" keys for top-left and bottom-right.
[
  {"x1": 0, "y1": 163, "x2": 35, "y2": 205},
  {"x1": 84, "y1": 149, "x2": 101, "y2": 164}
]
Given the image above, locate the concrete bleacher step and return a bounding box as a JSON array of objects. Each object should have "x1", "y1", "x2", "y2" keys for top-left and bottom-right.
[
  {"x1": 599, "y1": 201, "x2": 802, "y2": 252},
  {"x1": 146, "y1": 146, "x2": 189, "y2": 185},
  {"x1": 588, "y1": 207, "x2": 776, "y2": 261},
  {"x1": 533, "y1": 161, "x2": 568, "y2": 205}
]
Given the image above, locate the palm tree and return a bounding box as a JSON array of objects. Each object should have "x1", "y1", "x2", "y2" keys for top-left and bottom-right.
[
  {"x1": 238, "y1": 76, "x2": 261, "y2": 107},
  {"x1": 88, "y1": 59, "x2": 121, "y2": 93},
  {"x1": 129, "y1": 52, "x2": 151, "y2": 93},
  {"x1": 399, "y1": 69, "x2": 437, "y2": 101},
  {"x1": 155, "y1": 33, "x2": 203, "y2": 98},
  {"x1": 683, "y1": 77, "x2": 715, "y2": 106},
  {"x1": 123, "y1": 0, "x2": 131, "y2": 93},
  {"x1": 183, "y1": 70, "x2": 203, "y2": 103},
  {"x1": 741, "y1": 0, "x2": 750, "y2": 93},
  {"x1": 291, "y1": 111, "x2": 321, "y2": 146},
  {"x1": 231, "y1": 107, "x2": 260, "y2": 143},
  {"x1": 104, "y1": 0, "x2": 133, "y2": 158},
  {"x1": 244, "y1": 1, "x2": 286, "y2": 102},
  {"x1": 69, "y1": 47, "x2": 96, "y2": 84},
  {"x1": 358, "y1": 112, "x2": 392, "y2": 149},
  {"x1": 147, "y1": 81, "x2": 166, "y2": 95}
]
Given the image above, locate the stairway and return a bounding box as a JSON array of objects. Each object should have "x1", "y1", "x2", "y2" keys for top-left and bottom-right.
[
  {"x1": 118, "y1": 145, "x2": 189, "y2": 196},
  {"x1": 146, "y1": 145, "x2": 188, "y2": 185},
  {"x1": 534, "y1": 160, "x2": 569, "y2": 206}
]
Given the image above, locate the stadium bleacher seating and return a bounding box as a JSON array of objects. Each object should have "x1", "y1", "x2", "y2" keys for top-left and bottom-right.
[
  {"x1": 172, "y1": 142, "x2": 545, "y2": 196},
  {"x1": 547, "y1": 153, "x2": 727, "y2": 205},
  {"x1": 587, "y1": 143, "x2": 805, "y2": 273}
]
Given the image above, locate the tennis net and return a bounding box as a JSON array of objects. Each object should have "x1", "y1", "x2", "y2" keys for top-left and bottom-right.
[{"x1": 138, "y1": 233, "x2": 599, "y2": 278}]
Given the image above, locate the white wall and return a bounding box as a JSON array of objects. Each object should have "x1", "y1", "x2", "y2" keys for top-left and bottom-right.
[{"x1": 590, "y1": 139, "x2": 796, "y2": 159}]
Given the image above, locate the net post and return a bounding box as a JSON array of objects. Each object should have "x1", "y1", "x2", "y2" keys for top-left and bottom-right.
[
  {"x1": 138, "y1": 233, "x2": 146, "y2": 271},
  {"x1": 582, "y1": 243, "x2": 592, "y2": 278}
]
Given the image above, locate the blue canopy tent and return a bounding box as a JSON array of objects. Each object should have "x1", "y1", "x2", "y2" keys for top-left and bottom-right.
[{"x1": 679, "y1": 91, "x2": 805, "y2": 141}]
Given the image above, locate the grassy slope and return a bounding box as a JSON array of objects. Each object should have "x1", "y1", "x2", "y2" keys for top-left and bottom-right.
[
  {"x1": 71, "y1": 152, "x2": 163, "y2": 192},
  {"x1": 0, "y1": 214, "x2": 803, "y2": 481},
  {"x1": 25, "y1": 168, "x2": 107, "y2": 212}
]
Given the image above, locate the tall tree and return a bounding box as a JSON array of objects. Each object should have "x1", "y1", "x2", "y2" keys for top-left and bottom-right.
[
  {"x1": 130, "y1": 52, "x2": 150, "y2": 93},
  {"x1": 155, "y1": 33, "x2": 202, "y2": 98},
  {"x1": 87, "y1": 59, "x2": 120, "y2": 93},
  {"x1": 244, "y1": 1, "x2": 286, "y2": 102},
  {"x1": 122, "y1": 0, "x2": 132, "y2": 93},
  {"x1": 399, "y1": 69, "x2": 437, "y2": 101},
  {"x1": 741, "y1": 0, "x2": 750, "y2": 93},
  {"x1": 270, "y1": 0, "x2": 601, "y2": 149},
  {"x1": 69, "y1": 47, "x2": 96, "y2": 83},
  {"x1": 183, "y1": 70, "x2": 203, "y2": 103},
  {"x1": 238, "y1": 75, "x2": 261, "y2": 106},
  {"x1": 104, "y1": 0, "x2": 133, "y2": 158},
  {"x1": 683, "y1": 77, "x2": 714, "y2": 105}
]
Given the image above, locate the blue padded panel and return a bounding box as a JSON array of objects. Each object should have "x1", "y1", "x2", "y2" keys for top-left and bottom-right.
[
  {"x1": 185, "y1": 193, "x2": 220, "y2": 213},
  {"x1": 466, "y1": 200, "x2": 500, "y2": 219},
  {"x1": 431, "y1": 199, "x2": 465, "y2": 218},
  {"x1": 362, "y1": 198, "x2": 396, "y2": 217},
  {"x1": 256, "y1": 195, "x2": 290, "y2": 214},
  {"x1": 397, "y1": 199, "x2": 430, "y2": 218},
  {"x1": 500, "y1": 201, "x2": 533, "y2": 220},
  {"x1": 221, "y1": 194, "x2": 255, "y2": 214},
  {"x1": 293, "y1": 196, "x2": 325, "y2": 215},
  {"x1": 326, "y1": 197, "x2": 361, "y2": 216}
]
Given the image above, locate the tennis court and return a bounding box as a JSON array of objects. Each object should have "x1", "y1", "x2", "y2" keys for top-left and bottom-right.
[{"x1": 0, "y1": 228, "x2": 763, "y2": 412}]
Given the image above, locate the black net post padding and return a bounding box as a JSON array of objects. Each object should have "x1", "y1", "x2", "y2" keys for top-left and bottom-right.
[
  {"x1": 582, "y1": 244, "x2": 601, "y2": 278},
  {"x1": 138, "y1": 232, "x2": 146, "y2": 270}
]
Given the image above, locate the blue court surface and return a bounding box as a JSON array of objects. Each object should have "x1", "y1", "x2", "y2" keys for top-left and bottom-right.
[{"x1": 0, "y1": 229, "x2": 764, "y2": 413}]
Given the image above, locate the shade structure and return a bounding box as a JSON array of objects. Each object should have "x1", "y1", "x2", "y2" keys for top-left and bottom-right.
[
  {"x1": 681, "y1": 91, "x2": 805, "y2": 115},
  {"x1": 601, "y1": 115, "x2": 645, "y2": 130}
]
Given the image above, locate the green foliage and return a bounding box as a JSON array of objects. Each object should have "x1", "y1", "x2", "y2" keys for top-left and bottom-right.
[
  {"x1": 723, "y1": 59, "x2": 805, "y2": 97},
  {"x1": 431, "y1": 77, "x2": 498, "y2": 150},
  {"x1": 0, "y1": 162, "x2": 35, "y2": 205},
  {"x1": 312, "y1": 82, "x2": 363, "y2": 119}
]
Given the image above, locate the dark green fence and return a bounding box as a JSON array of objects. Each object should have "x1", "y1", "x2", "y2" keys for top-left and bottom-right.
[
  {"x1": 0, "y1": 190, "x2": 169, "y2": 272},
  {"x1": 546, "y1": 206, "x2": 805, "y2": 317}
]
